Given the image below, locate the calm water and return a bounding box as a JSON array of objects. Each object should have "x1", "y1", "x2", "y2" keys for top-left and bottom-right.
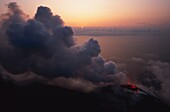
[{"x1": 76, "y1": 34, "x2": 170, "y2": 62}]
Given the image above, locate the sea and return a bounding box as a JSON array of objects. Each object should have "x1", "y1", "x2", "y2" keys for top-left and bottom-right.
[{"x1": 76, "y1": 34, "x2": 170, "y2": 62}]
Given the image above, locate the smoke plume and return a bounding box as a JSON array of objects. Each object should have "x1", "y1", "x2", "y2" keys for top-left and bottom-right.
[{"x1": 0, "y1": 2, "x2": 126, "y2": 92}]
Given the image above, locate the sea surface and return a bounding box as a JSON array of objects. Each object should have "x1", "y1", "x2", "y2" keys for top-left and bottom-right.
[{"x1": 76, "y1": 34, "x2": 170, "y2": 62}]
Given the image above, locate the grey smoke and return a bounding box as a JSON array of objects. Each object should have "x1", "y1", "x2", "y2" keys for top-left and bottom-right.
[
  {"x1": 118, "y1": 56, "x2": 170, "y2": 105},
  {"x1": 35, "y1": 6, "x2": 64, "y2": 30},
  {"x1": 148, "y1": 60, "x2": 170, "y2": 105},
  {"x1": 0, "y1": 2, "x2": 121, "y2": 88}
]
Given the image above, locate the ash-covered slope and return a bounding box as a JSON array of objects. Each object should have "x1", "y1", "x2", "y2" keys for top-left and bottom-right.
[{"x1": 0, "y1": 80, "x2": 169, "y2": 112}]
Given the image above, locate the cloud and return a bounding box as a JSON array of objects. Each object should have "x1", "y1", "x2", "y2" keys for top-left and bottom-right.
[
  {"x1": 117, "y1": 57, "x2": 170, "y2": 105},
  {"x1": 0, "y1": 2, "x2": 121, "y2": 90},
  {"x1": 148, "y1": 60, "x2": 170, "y2": 104},
  {"x1": 35, "y1": 6, "x2": 64, "y2": 30},
  {"x1": 50, "y1": 77, "x2": 96, "y2": 93},
  {"x1": 129, "y1": 57, "x2": 145, "y2": 63}
]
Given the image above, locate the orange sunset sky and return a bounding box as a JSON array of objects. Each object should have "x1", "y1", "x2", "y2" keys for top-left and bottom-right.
[{"x1": 0, "y1": 0, "x2": 170, "y2": 27}]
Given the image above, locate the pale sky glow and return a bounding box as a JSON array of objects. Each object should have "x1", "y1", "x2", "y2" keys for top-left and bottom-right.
[{"x1": 0, "y1": 0, "x2": 170, "y2": 27}]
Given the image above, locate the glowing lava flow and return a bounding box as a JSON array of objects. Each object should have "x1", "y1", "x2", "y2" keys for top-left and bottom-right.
[
  {"x1": 121, "y1": 80, "x2": 139, "y2": 92},
  {"x1": 121, "y1": 84, "x2": 139, "y2": 92}
]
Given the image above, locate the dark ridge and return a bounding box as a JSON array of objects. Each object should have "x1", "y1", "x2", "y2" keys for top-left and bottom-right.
[{"x1": 0, "y1": 78, "x2": 170, "y2": 112}]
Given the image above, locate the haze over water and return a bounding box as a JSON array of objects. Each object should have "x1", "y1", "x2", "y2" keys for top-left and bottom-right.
[{"x1": 76, "y1": 34, "x2": 170, "y2": 62}]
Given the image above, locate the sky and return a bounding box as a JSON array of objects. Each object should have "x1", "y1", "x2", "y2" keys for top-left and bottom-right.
[{"x1": 0, "y1": 0, "x2": 170, "y2": 27}]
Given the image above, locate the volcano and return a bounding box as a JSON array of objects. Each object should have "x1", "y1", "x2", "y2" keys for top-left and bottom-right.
[{"x1": 0, "y1": 79, "x2": 170, "y2": 112}]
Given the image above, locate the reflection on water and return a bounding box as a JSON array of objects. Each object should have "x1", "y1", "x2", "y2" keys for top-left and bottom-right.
[{"x1": 76, "y1": 34, "x2": 170, "y2": 62}]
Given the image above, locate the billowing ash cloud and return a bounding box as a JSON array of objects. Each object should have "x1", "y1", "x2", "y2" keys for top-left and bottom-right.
[
  {"x1": 0, "y1": 2, "x2": 124, "y2": 91},
  {"x1": 148, "y1": 60, "x2": 170, "y2": 104},
  {"x1": 35, "y1": 6, "x2": 64, "y2": 30}
]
